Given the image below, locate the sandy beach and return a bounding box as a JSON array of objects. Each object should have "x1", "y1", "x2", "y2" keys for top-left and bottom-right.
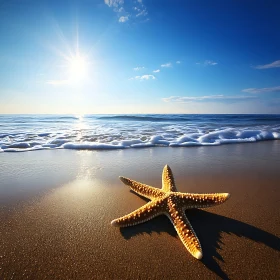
[{"x1": 0, "y1": 141, "x2": 280, "y2": 279}]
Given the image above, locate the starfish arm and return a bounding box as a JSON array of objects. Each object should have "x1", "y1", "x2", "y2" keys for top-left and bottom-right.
[
  {"x1": 111, "y1": 199, "x2": 165, "y2": 227},
  {"x1": 119, "y1": 176, "x2": 164, "y2": 199},
  {"x1": 162, "y1": 165, "x2": 178, "y2": 192},
  {"x1": 168, "y1": 208, "x2": 202, "y2": 259},
  {"x1": 176, "y1": 192, "x2": 230, "y2": 209}
]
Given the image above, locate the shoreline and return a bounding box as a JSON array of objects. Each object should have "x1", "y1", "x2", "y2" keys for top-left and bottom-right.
[{"x1": 0, "y1": 142, "x2": 280, "y2": 279}]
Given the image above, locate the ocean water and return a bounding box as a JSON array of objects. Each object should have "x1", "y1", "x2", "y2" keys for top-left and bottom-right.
[{"x1": 0, "y1": 114, "x2": 280, "y2": 152}]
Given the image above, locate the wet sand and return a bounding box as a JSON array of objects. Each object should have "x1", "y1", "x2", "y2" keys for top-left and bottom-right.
[{"x1": 0, "y1": 142, "x2": 280, "y2": 279}]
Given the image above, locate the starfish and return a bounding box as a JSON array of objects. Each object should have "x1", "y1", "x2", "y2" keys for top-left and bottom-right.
[{"x1": 111, "y1": 165, "x2": 230, "y2": 259}]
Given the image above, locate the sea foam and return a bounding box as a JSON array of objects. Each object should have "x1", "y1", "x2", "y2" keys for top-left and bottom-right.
[{"x1": 0, "y1": 114, "x2": 279, "y2": 152}]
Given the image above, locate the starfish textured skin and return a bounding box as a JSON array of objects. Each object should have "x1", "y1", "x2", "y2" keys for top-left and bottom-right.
[{"x1": 111, "y1": 165, "x2": 230, "y2": 260}]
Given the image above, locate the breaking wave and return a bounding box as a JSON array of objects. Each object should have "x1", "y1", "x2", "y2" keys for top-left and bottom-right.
[{"x1": 1, "y1": 114, "x2": 280, "y2": 152}]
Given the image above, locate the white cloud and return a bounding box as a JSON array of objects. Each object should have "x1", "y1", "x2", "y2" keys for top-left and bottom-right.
[
  {"x1": 119, "y1": 16, "x2": 129, "y2": 23},
  {"x1": 196, "y1": 60, "x2": 218, "y2": 66},
  {"x1": 46, "y1": 80, "x2": 69, "y2": 86},
  {"x1": 141, "y1": 75, "x2": 155, "y2": 80},
  {"x1": 162, "y1": 95, "x2": 255, "y2": 103},
  {"x1": 242, "y1": 86, "x2": 280, "y2": 94},
  {"x1": 176, "y1": 61, "x2": 181, "y2": 64},
  {"x1": 254, "y1": 60, "x2": 280, "y2": 69},
  {"x1": 133, "y1": 66, "x2": 145, "y2": 71},
  {"x1": 136, "y1": 9, "x2": 148, "y2": 17},
  {"x1": 153, "y1": 69, "x2": 160, "y2": 73},
  {"x1": 104, "y1": 0, "x2": 148, "y2": 23},
  {"x1": 104, "y1": 0, "x2": 124, "y2": 8},
  {"x1": 205, "y1": 60, "x2": 218, "y2": 66},
  {"x1": 130, "y1": 75, "x2": 156, "y2": 81},
  {"x1": 161, "y1": 62, "x2": 172, "y2": 68}
]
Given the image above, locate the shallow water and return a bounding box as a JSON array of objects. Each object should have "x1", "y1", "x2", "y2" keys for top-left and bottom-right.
[{"x1": 0, "y1": 114, "x2": 280, "y2": 152}]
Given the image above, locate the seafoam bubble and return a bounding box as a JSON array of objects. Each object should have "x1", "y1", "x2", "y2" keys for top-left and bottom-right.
[{"x1": 0, "y1": 114, "x2": 280, "y2": 152}]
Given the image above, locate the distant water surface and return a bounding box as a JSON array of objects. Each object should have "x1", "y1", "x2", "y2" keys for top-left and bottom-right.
[{"x1": 0, "y1": 114, "x2": 279, "y2": 152}]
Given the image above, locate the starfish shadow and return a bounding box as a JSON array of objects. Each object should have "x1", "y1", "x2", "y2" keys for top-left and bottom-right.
[{"x1": 120, "y1": 206, "x2": 280, "y2": 280}]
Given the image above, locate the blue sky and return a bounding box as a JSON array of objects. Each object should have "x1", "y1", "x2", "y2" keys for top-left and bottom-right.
[{"x1": 0, "y1": 0, "x2": 280, "y2": 114}]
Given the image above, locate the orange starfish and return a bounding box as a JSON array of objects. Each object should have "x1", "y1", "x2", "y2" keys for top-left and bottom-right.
[{"x1": 111, "y1": 165, "x2": 230, "y2": 259}]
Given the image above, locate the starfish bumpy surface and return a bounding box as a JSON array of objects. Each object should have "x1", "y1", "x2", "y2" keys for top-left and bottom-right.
[{"x1": 111, "y1": 165, "x2": 230, "y2": 259}]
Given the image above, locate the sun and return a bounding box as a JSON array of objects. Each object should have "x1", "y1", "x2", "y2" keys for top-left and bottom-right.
[{"x1": 68, "y1": 54, "x2": 88, "y2": 82}]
